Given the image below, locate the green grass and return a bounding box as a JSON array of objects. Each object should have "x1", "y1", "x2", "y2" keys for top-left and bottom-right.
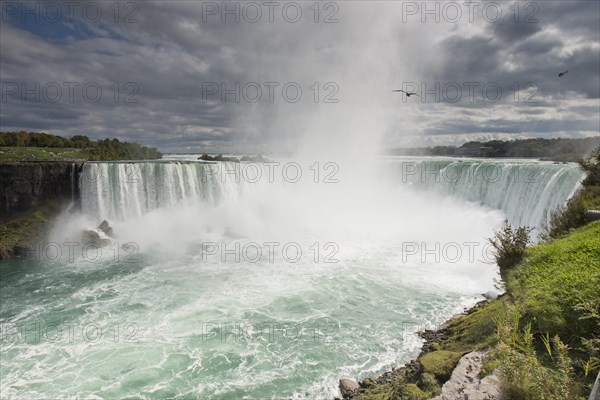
[
  {"x1": 0, "y1": 146, "x2": 91, "y2": 161},
  {"x1": 441, "y1": 301, "x2": 504, "y2": 353},
  {"x1": 419, "y1": 350, "x2": 463, "y2": 380},
  {"x1": 508, "y1": 221, "x2": 600, "y2": 346}
]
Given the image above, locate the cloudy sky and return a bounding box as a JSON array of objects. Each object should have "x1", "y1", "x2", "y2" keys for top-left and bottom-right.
[{"x1": 1, "y1": 0, "x2": 599, "y2": 153}]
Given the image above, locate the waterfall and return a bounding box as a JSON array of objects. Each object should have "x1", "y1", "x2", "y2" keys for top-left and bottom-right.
[
  {"x1": 80, "y1": 161, "x2": 241, "y2": 221},
  {"x1": 79, "y1": 159, "x2": 585, "y2": 235},
  {"x1": 390, "y1": 158, "x2": 585, "y2": 232}
]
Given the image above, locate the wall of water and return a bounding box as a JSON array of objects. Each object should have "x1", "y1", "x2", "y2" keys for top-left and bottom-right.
[
  {"x1": 80, "y1": 161, "x2": 242, "y2": 221},
  {"x1": 385, "y1": 158, "x2": 585, "y2": 233},
  {"x1": 80, "y1": 158, "x2": 585, "y2": 235}
]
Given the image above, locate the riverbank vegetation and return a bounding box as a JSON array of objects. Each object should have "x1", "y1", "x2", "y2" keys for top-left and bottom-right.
[
  {"x1": 547, "y1": 146, "x2": 600, "y2": 237},
  {"x1": 0, "y1": 131, "x2": 162, "y2": 161}
]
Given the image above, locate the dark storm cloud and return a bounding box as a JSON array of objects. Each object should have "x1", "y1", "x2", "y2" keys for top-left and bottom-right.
[
  {"x1": 492, "y1": 16, "x2": 542, "y2": 43},
  {"x1": 513, "y1": 36, "x2": 561, "y2": 55},
  {"x1": 1, "y1": 0, "x2": 599, "y2": 151}
]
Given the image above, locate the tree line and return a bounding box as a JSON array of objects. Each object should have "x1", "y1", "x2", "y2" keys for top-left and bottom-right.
[
  {"x1": 388, "y1": 137, "x2": 600, "y2": 161},
  {"x1": 0, "y1": 131, "x2": 162, "y2": 161}
]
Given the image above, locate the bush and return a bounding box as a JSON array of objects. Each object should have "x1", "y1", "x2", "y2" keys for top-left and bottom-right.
[
  {"x1": 546, "y1": 145, "x2": 600, "y2": 238},
  {"x1": 579, "y1": 146, "x2": 600, "y2": 187},
  {"x1": 488, "y1": 221, "x2": 532, "y2": 278}
]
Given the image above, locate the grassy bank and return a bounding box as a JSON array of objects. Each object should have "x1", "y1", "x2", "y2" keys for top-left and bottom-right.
[
  {"x1": 353, "y1": 220, "x2": 600, "y2": 400},
  {"x1": 0, "y1": 146, "x2": 91, "y2": 161}
]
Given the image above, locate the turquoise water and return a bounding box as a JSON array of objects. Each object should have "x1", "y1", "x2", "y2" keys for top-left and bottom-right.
[
  {"x1": 0, "y1": 158, "x2": 583, "y2": 399},
  {"x1": 0, "y1": 248, "x2": 488, "y2": 399}
]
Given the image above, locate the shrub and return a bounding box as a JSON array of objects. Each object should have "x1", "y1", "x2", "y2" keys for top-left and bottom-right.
[
  {"x1": 546, "y1": 145, "x2": 600, "y2": 238},
  {"x1": 579, "y1": 145, "x2": 600, "y2": 187},
  {"x1": 488, "y1": 220, "x2": 532, "y2": 278}
]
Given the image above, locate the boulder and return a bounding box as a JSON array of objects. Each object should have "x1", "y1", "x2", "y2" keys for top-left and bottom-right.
[
  {"x1": 339, "y1": 378, "x2": 360, "y2": 398},
  {"x1": 585, "y1": 210, "x2": 600, "y2": 222},
  {"x1": 430, "y1": 351, "x2": 503, "y2": 400},
  {"x1": 483, "y1": 290, "x2": 500, "y2": 300},
  {"x1": 97, "y1": 220, "x2": 113, "y2": 237},
  {"x1": 82, "y1": 229, "x2": 112, "y2": 248}
]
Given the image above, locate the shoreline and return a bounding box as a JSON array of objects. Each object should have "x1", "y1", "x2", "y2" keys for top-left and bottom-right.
[{"x1": 336, "y1": 299, "x2": 496, "y2": 399}]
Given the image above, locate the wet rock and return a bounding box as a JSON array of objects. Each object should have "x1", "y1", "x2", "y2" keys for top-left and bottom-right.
[
  {"x1": 585, "y1": 210, "x2": 600, "y2": 222},
  {"x1": 97, "y1": 220, "x2": 114, "y2": 237},
  {"x1": 483, "y1": 290, "x2": 500, "y2": 300},
  {"x1": 82, "y1": 229, "x2": 112, "y2": 248},
  {"x1": 360, "y1": 378, "x2": 376, "y2": 389},
  {"x1": 339, "y1": 378, "x2": 359, "y2": 398},
  {"x1": 0, "y1": 162, "x2": 82, "y2": 217}
]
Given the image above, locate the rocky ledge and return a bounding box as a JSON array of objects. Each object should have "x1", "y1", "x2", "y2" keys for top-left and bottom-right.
[
  {"x1": 430, "y1": 351, "x2": 502, "y2": 400},
  {"x1": 0, "y1": 161, "x2": 83, "y2": 219}
]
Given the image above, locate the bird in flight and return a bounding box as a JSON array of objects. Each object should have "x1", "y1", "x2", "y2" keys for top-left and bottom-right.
[
  {"x1": 392, "y1": 89, "x2": 419, "y2": 97},
  {"x1": 558, "y1": 70, "x2": 568, "y2": 77}
]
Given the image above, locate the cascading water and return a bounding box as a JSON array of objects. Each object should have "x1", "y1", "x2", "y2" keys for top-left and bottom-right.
[
  {"x1": 385, "y1": 157, "x2": 585, "y2": 235},
  {"x1": 0, "y1": 157, "x2": 585, "y2": 399},
  {"x1": 80, "y1": 161, "x2": 242, "y2": 221}
]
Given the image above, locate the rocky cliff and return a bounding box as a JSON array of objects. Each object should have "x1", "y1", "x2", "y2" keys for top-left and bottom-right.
[{"x1": 0, "y1": 162, "x2": 82, "y2": 220}]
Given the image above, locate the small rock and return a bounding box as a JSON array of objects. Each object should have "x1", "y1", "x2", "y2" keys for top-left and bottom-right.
[
  {"x1": 360, "y1": 378, "x2": 376, "y2": 389},
  {"x1": 585, "y1": 210, "x2": 600, "y2": 222},
  {"x1": 483, "y1": 290, "x2": 500, "y2": 300},
  {"x1": 97, "y1": 220, "x2": 114, "y2": 237},
  {"x1": 339, "y1": 378, "x2": 359, "y2": 398}
]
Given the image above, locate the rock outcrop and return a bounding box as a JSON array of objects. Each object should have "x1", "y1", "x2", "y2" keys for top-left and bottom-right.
[
  {"x1": 81, "y1": 221, "x2": 114, "y2": 248},
  {"x1": 339, "y1": 378, "x2": 360, "y2": 399},
  {"x1": 585, "y1": 210, "x2": 600, "y2": 222},
  {"x1": 98, "y1": 220, "x2": 114, "y2": 237},
  {"x1": 0, "y1": 162, "x2": 82, "y2": 220},
  {"x1": 430, "y1": 351, "x2": 502, "y2": 400}
]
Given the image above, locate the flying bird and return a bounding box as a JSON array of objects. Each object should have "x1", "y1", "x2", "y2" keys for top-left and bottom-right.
[
  {"x1": 558, "y1": 70, "x2": 568, "y2": 77},
  {"x1": 392, "y1": 89, "x2": 419, "y2": 97}
]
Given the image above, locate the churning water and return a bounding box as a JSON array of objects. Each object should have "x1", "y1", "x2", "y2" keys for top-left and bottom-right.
[{"x1": 0, "y1": 157, "x2": 584, "y2": 399}]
